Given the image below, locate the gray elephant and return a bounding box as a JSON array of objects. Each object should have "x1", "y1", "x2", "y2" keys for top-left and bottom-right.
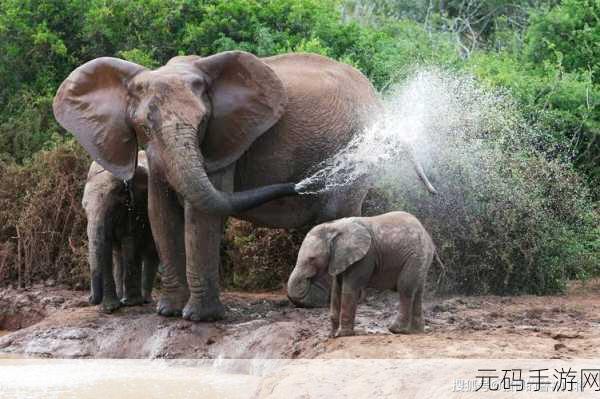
[
  {"x1": 82, "y1": 151, "x2": 158, "y2": 312},
  {"x1": 54, "y1": 51, "x2": 436, "y2": 321},
  {"x1": 287, "y1": 211, "x2": 435, "y2": 337}
]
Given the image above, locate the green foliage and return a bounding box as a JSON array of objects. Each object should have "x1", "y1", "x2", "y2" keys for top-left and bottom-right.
[
  {"x1": 0, "y1": 0, "x2": 461, "y2": 163},
  {"x1": 0, "y1": 92, "x2": 64, "y2": 163},
  {"x1": 468, "y1": 42, "x2": 599, "y2": 193},
  {"x1": 525, "y1": 0, "x2": 599, "y2": 83}
]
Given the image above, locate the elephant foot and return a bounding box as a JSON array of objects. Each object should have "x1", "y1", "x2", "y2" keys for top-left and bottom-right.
[
  {"x1": 101, "y1": 297, "x2": 122, "y2": 313},
  {"x1": 182, "y1": 297, "x2": 225, "y2": 322},
  {"x1": 388, "y1": 322, "x2": 423, "y2": 334},
  {"x1": 121, "y1": 295, "x2": 144, "y2": 306},
  {"x1": 335, "y1": 328, "x2": 355, "y2": 338},
  {"x1": 88, "y1": 293, "x2": 102, "y2": 305},
  {"x1": 329, "y1": 323, "x2": 339, "y2": 338},
  {"x1": 156, "y1": 291, "x2": 188, "y2": 317}
]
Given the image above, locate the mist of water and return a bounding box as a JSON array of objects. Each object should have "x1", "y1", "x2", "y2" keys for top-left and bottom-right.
[{"x1": 294, "y1": 68, "x2": 522, "y2": 196}]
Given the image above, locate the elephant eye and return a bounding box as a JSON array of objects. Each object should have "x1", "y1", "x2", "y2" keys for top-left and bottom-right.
[{"x1": 191, "y1": 78, "x2": 205, "y2": 93}]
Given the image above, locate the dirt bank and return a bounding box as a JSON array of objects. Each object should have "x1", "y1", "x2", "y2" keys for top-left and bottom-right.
[{"x1": 1, "y1": 282, "x2": 599, "y2": 359}]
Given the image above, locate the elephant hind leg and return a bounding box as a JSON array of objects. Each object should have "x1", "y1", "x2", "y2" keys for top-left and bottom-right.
[
  {"x1": 389, "y1": 292, "x2": 413, "y2": 334},
  {"x1": 410, "y1": 286, "x2": 425, "y2": 332},
  {"x1": 389, "y1": 259, "x2": 423, "y2": 334}
]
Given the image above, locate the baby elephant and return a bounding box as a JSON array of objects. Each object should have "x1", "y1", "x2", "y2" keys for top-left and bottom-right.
[
  {"x1": 82, "y1": 151, "x2": 158, "y2": 312},
  {"x1": 287, "y1": 211, "x2": 435, "y2": 337}
]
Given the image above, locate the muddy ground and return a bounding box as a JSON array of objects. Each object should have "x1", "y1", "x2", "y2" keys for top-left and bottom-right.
[{"x1": 1, "y1": 282, "x2": 599, "y2": 359}]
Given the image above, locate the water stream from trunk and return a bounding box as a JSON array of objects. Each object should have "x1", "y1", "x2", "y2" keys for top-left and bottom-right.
[{"x1": 295, "y1": 68, "x2": 524, "y2": 196}]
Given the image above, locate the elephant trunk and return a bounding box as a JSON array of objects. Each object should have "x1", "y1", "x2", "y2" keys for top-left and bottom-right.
[
  {"x1": 287, "y1": 267, "x2": 329, "y2": 308},
  {"x1": 86, "y1": 215, "x2": 111, "y2": 305},
  {"x1": 163, "y1": 126, "x2": 297, "y2": 216}
]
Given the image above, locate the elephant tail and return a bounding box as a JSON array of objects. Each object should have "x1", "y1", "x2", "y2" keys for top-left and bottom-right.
[
  {"x1": 403, "y1": 143, "x2": 437, "y2": 195},
  {"x1": 411, "y1": 154, "x2": 437, "y2": 195}
]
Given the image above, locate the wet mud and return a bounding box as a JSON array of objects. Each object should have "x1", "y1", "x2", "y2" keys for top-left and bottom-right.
[{"x1": 1, "y1": 282, "x2": 599, "y2": 359}]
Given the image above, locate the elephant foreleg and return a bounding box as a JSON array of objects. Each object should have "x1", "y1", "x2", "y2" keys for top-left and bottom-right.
[
  {"x1": 337, "y1": 290, "x2": 358, "y2": 337},
  {"x1": 100, "y1": 243, "x2": 120, "y2": 313},
  {"x1": 88, "y1": 221, "x2": 120, "y2": 312},
  {"x1": 112, "y1": 247, "x2": 123, "y2": 300},
  {"x1": 121, "y1": 235, "x2": 144, "y2": 306},
  {"x1": 149, "y1": 173, "x2": 189, "y2": 316},
  {"x1": 335, "y1": 258, "x2": 374, "y2": 337},
  {"x1": 142, "y1": 244, "x2": 159, "y2": 303},
  {"x1": 329, "y1": 275, "x2": 342, "y2": 337},
  {"x1": 182, "y1": 202, "x2": 225, "y2": 321}
]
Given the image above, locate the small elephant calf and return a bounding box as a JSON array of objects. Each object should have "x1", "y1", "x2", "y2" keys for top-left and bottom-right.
[
  {"x1": 82, "y1": 151, "x2": 158, "y2": 312},
  {"x1": 287, "y1": 211, "x2": 435, "y2": 337}
]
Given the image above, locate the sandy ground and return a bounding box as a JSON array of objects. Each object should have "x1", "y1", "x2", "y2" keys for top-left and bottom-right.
[{"x1": 1, "y1": 281, "x2": 599, "y2": 360}]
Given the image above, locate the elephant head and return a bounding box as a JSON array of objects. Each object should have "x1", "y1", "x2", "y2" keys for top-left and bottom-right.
[
  {"x1": 287, "y1": 219, "x2": 372, "y2": 307},
  {"x1": 54, "y1": 51, "x2": 296, "y2": 216}
]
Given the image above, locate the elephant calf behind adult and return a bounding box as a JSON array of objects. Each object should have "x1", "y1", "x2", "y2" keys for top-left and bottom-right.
[
  {"x1": 83, "y1": 151, "x2": 158, "y2": 312},
  {"x1": 55, "y1": 51, "x2": 436, "y2": 321}
]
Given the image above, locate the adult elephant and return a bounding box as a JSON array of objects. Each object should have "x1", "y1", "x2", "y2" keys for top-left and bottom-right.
[{"x1": 53, "y1": 51, "x2": 436, "y2": 321}]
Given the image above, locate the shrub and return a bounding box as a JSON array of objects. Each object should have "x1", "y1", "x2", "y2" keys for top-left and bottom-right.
[
  {"x1": 524, "y1": 0, "x2": 599, "y2": 83},
  {"x1": 0, "y1": 142, "x2": 90, "y2": 287},
  {"x1": 221, "y1": 219, "x2": 308, "y2": 291},
  {"x1": 468, "y1": 52, "x2": 600, "y2": 197},
  {"x1": 361, "y1": 70, "x2": 599, "y2": 295}
]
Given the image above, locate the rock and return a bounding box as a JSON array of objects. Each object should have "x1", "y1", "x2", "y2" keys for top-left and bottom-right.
[
  {"x1": 554, "y1": 343, "x2": 567, "y2": 351},
  {"x1": 552, "y1": 332, "x2": 582, "y2": 340}
]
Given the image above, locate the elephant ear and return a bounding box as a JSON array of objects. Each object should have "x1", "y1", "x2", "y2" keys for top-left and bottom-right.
[
  {"x1": 53, "y1": 57, "x2": 145, "y2": 180},
  {"x1": 328, "y1": 220, "x2": 372, "y2": 276},
  {"x1": 194, "y1": 51, "x2": 287, "y2": 172}
]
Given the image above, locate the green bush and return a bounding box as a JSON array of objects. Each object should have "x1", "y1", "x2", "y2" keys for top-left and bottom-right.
[
  {"x1": 524, "y1": 0, "x2": 599, "y2": 83},
  {"x1": 363, "y1": 70, "x2": 599, "y2": 295},
  {"x1": 468, "y1": 49, "x2": 599, "y2": 197},
  {"x1": 0, "y1": 0, "x2": 461, "y2": 164}
]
